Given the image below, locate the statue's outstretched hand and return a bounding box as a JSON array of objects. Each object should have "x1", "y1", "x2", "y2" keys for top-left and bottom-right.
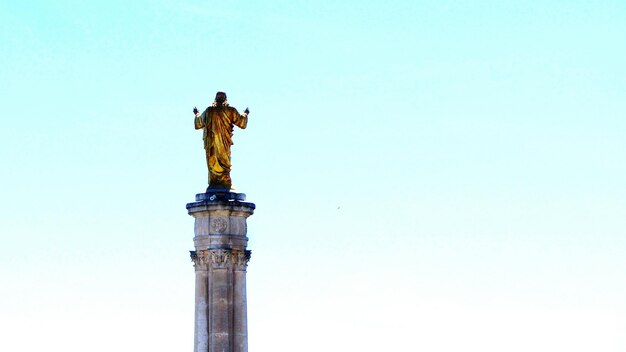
[{"x1": 193, "y1": 107, "x2": 199, "y2": 115}]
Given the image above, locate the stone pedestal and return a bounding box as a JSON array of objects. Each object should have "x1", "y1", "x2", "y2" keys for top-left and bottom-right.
[{"x1": 187, "y1": 190, "x2": 255, "y2": 352}]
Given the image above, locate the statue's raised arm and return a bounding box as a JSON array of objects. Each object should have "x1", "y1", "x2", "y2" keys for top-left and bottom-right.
[{"x1": 193, "y1": 91, "x2": 250, "y2": 190}]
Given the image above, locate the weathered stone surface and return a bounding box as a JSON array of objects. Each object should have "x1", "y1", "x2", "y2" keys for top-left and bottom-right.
[{"x1": 188, "y1": 195, "x2": 254, "y2": 352}]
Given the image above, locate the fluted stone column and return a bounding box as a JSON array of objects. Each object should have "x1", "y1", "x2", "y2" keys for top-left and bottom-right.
[{"x1": 187, "y1": 191, "x2": 255, "y2": 352}]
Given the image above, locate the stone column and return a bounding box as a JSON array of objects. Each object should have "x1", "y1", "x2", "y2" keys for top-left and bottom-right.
[{"x1": 188, "y1": 191, "x2": 255, "y2": 352}]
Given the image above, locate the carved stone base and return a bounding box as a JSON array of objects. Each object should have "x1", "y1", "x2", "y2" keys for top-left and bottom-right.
[{"x1": 188, "y1": 197, "x2": 255, "y2": 352}]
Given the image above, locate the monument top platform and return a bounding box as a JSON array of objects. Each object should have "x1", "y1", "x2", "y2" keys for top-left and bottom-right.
[
  {"x1": 186, "y1": 189, "x2": 255, "y2": 213},
  {"x1": 196, "y1": 189, "x2": 246, "y2": 202}
]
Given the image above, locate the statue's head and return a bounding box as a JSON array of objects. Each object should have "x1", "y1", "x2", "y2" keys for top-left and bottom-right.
[{"x1": 215, "y1": 91, "x2": 227, "y2": 106}]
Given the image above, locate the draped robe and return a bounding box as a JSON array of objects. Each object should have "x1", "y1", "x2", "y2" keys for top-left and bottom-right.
[{"x1": 194, "y1": 105, "x2": 248, "y2": 189}]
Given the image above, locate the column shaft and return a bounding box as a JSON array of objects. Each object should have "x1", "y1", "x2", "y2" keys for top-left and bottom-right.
[
  {"x1": 194, "y1": 269, "x2": 209, "y2": 352},
  {"x1": 233, "y1": 270, "x2": 248, "y2": 352},
  {"x1": 209, "y1": 268, "x2": 231, "y2": 351}
]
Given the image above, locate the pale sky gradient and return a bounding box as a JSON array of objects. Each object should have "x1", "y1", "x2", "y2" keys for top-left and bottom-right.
[{"x1": 1, "y1": 1, "x2": 625, "y2": 351}]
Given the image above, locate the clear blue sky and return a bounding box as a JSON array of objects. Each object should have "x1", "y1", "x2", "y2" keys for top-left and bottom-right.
[{"x1": 1, "y1": 1, "x2": 625, "y2": 351}]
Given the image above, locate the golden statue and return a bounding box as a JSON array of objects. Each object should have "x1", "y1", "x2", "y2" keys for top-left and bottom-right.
[{"x1": 194, "y1": 91, "x2": 249, "y2": 190}]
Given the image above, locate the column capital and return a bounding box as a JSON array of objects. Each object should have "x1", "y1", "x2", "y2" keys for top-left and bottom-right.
[
  {"x1": 190, "y1": 249, "x2": 229, "y2": 269},
  {"x1": 190, "y1": 249, "x2": 251, "y2": 270},
  {"x1": 233, "y1": 250, "x2": 252, "y2": 271}
]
